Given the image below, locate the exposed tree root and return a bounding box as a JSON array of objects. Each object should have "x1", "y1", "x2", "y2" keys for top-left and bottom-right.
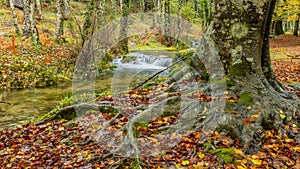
[
  {"x1": 36, "y1": 102, "x2": 115, "y2": 125},
  {"x1": 93, "y1": 75, "x2": 299, "y2": 168}
]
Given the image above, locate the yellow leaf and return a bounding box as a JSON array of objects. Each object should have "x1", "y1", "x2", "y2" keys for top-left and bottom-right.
[
  {"x1": 175, "y1": 163, "x2": 182, "y2": 168},
  {"x1": 10, "y1": 157, "x2": 16, "y2": 162},
  {"x1": 233, "y1": 148, "x2": 245, "y2": 157},
  {"x1": 197, "y1": 152, "x2": 205, "y2": 159},
  {"x1": 181, "y1": 160, "x2": 190, "y2": 166},
  {"x1": 280, "y1": 113, "x2": 286, "y2": 119},
  {"x1": 294, "y1": 146, "x2": 300, "y2": 151},
  {"x1": 251, "y1": 159, "x2": 262, "y2": 166},
  {"x1": 250, "y1": 114, "x2": 259, "y2": 120},
  {"x1": 58, "y1": 126, "x2": 64, "y2": 131},
  {"x1": 237, "y1": 166, "x2": 247, "y2": 169},
  {"x1": 247, "y1": 106, "x2": 251, "y2": 110},
  {"x1": 150, "y1": 138, "x2": 158, "y2": 142}
]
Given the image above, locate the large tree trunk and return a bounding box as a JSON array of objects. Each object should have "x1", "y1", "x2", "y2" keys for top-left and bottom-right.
[
  {"x1": 194, "y1": 0, "x2": 300, "y2": 153},
  {"x1": 74, "y1": 0, "x2": 300, "y2": 163}
]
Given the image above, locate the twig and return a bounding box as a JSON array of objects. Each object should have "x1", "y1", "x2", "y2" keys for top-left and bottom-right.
[{"x1": 132, "y1": 51, "x2": 193, "y2": 90}]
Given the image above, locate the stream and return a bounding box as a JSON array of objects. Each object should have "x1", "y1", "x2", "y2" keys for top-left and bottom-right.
[{"x1": 0, "y1": 50, "x2": 175, "y2": 128}]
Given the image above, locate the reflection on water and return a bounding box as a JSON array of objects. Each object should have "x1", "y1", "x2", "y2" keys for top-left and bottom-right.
[
  {"x1": 0, "y1": 50, "x2": 174, "y2": 128},
  {"x1": 0, "y1": 78, "x2": 112, "y2": 128}
]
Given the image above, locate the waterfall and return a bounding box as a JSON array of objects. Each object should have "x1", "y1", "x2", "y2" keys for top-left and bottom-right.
[{"x1": 111, "y1": 52, "x2": 172, "y2": 77}]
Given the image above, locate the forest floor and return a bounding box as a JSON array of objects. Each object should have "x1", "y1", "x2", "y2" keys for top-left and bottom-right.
[{"x1": 0, "y1": 34, "x2": 299, "y2": 168}]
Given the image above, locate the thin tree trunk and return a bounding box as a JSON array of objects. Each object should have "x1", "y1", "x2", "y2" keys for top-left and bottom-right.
[
  {"x1": 174, "y1": 0, "x2": 183, "y2": 46},
  {"x1": 63, "y1": 0, "x2": 69, "y2": 20},
  {"x1": 35, "y1": 0, "x2": 43, "y2": 20},
  {"x1": 82, "y1": 0, "x2": 96, "y2": 44},
  {"x1": 22, "y1": 0, "x2": 31, "y2": 36},
  {"x1": 55, "y1": 0, "x2": 64, "y2": 42},
  {"x1": 10, "y1": 0, "x2": 20, "y2": 34},
  {"x1": 164, "y1": 0, "x2": 171, "y2": 46},
  {"x1": 194, "y1": 0, "x2": 198, "y2": 18},
  {"x1": 118, "y1": 0, "x2": 129, "y2": 54},
  {"x1": 157, "y1": 0, "x2": 162, "y2": 33},
  {"x1": 140, "y1": 0, "x2": 145, "y2": 21},
  {"x1": 119, "y1": 0, "x2": 122, "y2": 13},
  {"x1": 29, "y1": 0, "x2": 40, "y2": 45},
  {"x1": 3, "y1": 0, "x2": 9, "y2": 7},
  {"x1": 111, "y1": 0, "x2": 117, "y2": 14},
  {"x1": 274, "y1": 20, "x2": 284, "y2": 36},
  {"x1": 152, "y1": 0, "x2": 157, "y2": 28},
  {"x1": 96, "y1": 0, "x2": 104, "y2": 28},
  {"x1": 293, "y1": 15, "x2": 299, "y2": 36}
]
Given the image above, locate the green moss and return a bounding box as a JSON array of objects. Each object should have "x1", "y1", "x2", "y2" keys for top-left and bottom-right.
[
  {"x1": 210, "y1": 148, "x2": 236, "y2": 164},
  {"x1": 230, "y1": 23, "x2": 249, "y2": 39},
  {"x1": 239, "y1": 91, "x2": 253, "y2": 104},
  {"x1": 229, "y1": 63, "x2": 249, "y2": 76},
  {"x1": 122, "y1": 55, "x2": 136, "y2": 63},
  {"x1": 175, "y1": 48, "x2": 195, "y2": 59},
  {"x1": 212, "y1": 77, "x2": 236, "y2": 88}
]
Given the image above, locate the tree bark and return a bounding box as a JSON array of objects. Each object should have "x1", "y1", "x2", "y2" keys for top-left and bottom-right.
[
  {"x1": 164, "y1": 0, "x2": 171, "y2": 46},
  {"x1": 274, "y1": 20, "x2": 284, "y2": 36},
  {"x1": 3, "y1": 0, "x2": 9, "y2": 7},
  {"x1": 140, "y1": 0, "x2": 145, "y2": 21},
  {"x1": 55, "y1": 0, "x2": 64, "y2": 42},
  {"x1": 35, "y1": 0, "x2": 43, "y2": 20},
  {"x1": 55, "y1": 0, "x2": 68, "y2": 42},
  {"x1": 82, "y1": 0, "x2": 96, "y2": 43},
  {"x1": 196, "y1": 0, "x2": 300, "y2": 153},
  {"x1": 29, "y1": 0, "x2": 40, "y2": 45},
  {"x1": 10, "y1": 0, "x2": 20, "y2": 34},
  {"x1": 174, "y1": 0, "x2": 183, "y2": 46},
  {"x1": 96, "y1": 0, "x2": 104, "y2": 28},
  {"x1": 293, "y1": 15, "x2": 299, "y2": 36},
  {"x1": 117, "y1": 0, "x2": 129, "y2": 54},
  {"x1": 22, "y1": 0, "x2": 31, "y2": 36}
]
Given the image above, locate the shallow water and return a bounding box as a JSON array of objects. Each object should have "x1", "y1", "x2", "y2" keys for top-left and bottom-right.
[{"x1": 0, "y1": 50, "x2": 174, "y2": 128}]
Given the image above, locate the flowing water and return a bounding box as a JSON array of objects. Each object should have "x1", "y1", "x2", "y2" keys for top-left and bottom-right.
[{"x1": 0, "y1": 50, "x2": 174, "y2": 128}]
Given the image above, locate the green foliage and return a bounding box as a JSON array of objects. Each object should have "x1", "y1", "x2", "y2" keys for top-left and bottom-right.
[
  {"x1": 0, "y1": 55, "x2": 73, "y2": 89},
  {"x1": 210, "y1": 148, "x2": 236, "y2": 164},
  {"x1": 122, "y1": 55, "x2": 137, "y2": 63}
]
